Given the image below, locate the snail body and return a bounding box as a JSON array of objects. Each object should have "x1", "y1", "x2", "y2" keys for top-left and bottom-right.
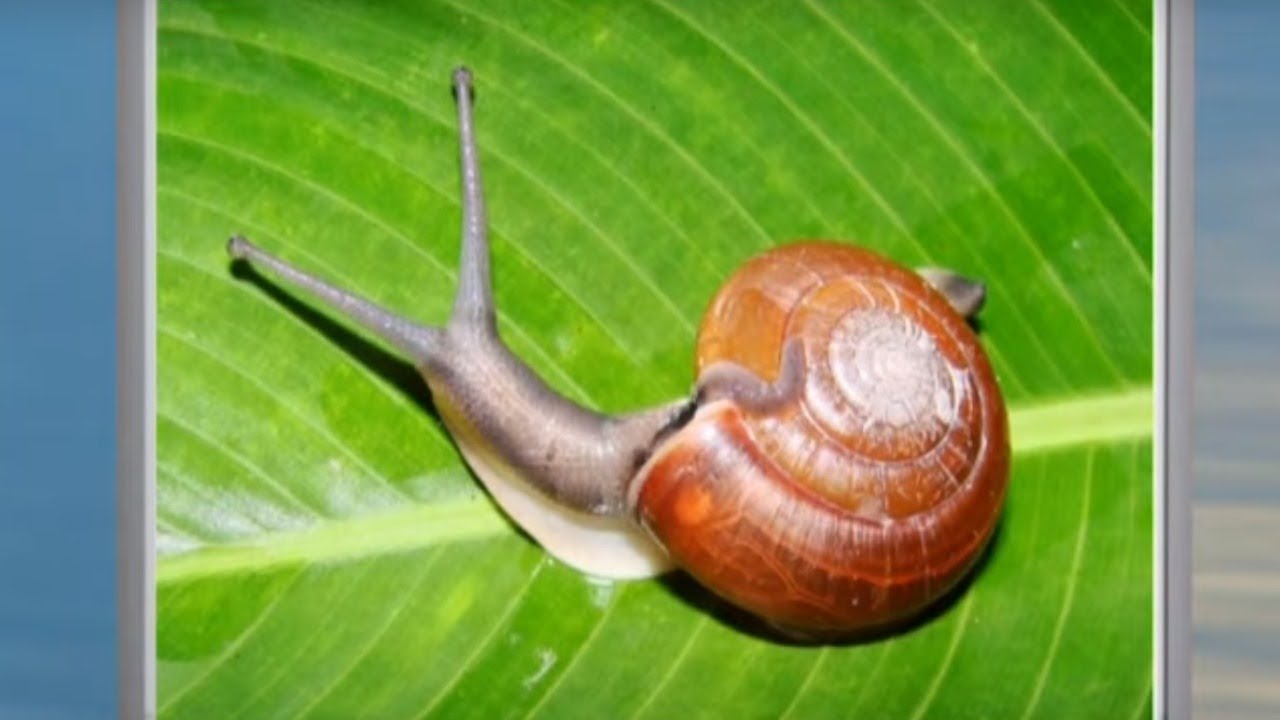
[{"x1": 228, "y1": 68, "x2": 1009, "y2": 637}]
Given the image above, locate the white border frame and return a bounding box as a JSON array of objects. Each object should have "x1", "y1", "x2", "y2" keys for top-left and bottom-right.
[
  {"x1": 1160, "y1": 0, "x2": 1196, "y2": 718},
  {"x1": 116, "y1": 1, "x2": 1194, "y2": 717},
  {"x1": 117, "y1": 0, "x2": 155, "y2": 717}
]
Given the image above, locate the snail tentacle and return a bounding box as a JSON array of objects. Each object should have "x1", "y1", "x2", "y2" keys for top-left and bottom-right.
[
  {"x1": 915, "y1": 266, "x2": 986, "y2": 318},
  {"x1": 228, "y1": 67, "x2": 684, "y2": 580},
  {"x1": 226, "y1": 235, "x2": 444, "y2": 365},
  {"x1": 448, "y1": 67, "x2": 495, "y2": 335}
]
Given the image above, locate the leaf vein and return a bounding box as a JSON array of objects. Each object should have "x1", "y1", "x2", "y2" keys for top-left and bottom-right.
[
  {"x1": 910, "y1": 594, "x2": 975, "y2": 720},
  {"x1": 414, "y1": 562, "x2": 548, "y2": 719},
  {"x1": 157, "y1": 570, "x2": 303, "y2": 715},
  {"x1": 1030, "y1": 0, "x2": 1150, "y2": 132},
  {"x1": 431, "y1": 0, "x2": 775, "y2": 245},
  {"x1": 803, "y1": 0, "x2": 1129, "y2": 383},
  {"x1": 915, "y1": 0, "x2": 1153, "y2": 283},
  {"x1": 158, "y1": 129, "x2": 617, "y2": 396},
  {"x1": 159, "y1": 325, "x2": 415, "y2": 505},
  {"x1": 1021, "y1": 448, "x2": 1095, "y2": 719}
]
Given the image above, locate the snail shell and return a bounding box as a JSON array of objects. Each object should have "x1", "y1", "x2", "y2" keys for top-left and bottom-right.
[
  {"x1": 227, "y1": 67, "x2": 1009, "y2": 637},
  {"x1": 635, "y1": 243, "x2": 1009, "y2": 634}
]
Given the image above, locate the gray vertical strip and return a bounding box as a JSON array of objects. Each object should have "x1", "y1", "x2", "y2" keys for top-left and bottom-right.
[
  {"x1": 117, "y1": 0, "x2": 156, "y2": 717},
  {"x1": 1164, "y1": 0, "x2": 1195, "y2": 717}
]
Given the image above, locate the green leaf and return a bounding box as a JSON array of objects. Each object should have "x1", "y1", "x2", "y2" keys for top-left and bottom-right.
[{"x1": 156, "y1": 0, "x2": 1154, "y2": 717}]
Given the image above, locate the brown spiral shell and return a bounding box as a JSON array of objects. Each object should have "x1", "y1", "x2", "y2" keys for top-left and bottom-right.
[{"x1": 632, "y1": 242, "x2": 1009, "y2": 636}]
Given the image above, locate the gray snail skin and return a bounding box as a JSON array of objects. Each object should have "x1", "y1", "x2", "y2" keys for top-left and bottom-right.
[{"x1": 228, "y1": 68, "x2": 1009, "y2": 636}]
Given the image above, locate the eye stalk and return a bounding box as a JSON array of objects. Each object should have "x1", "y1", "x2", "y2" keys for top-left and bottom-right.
[{"x1": 228, "y1": 67, "x2": 692, "y2": 579}]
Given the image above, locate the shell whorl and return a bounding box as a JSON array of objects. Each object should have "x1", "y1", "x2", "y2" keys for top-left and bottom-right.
[
  {"x1": 695, "y1": 243, "x2": 997, "y2": 521},
  {"x1": 635, "y1": 242, "x2": 1009, "y2": 635}
]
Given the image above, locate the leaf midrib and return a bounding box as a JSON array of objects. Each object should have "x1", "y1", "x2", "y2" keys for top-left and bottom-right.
[{"x1": 157, "y1": 386, "x2": 1152, "y2": 586}]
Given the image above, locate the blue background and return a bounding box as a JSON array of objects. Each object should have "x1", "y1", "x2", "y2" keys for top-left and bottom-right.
[
  {"x1": 1193, "y1": 1, "x2": 1280, "y2": 718},
  {"x1": 0, "y1": 2, "x2": 1276, "y2": 718},
  {"x1": 0, "y1": 3, "x2": 118, "y2": 718}
]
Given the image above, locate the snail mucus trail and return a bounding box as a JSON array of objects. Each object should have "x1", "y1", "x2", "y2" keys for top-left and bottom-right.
[{"x1": 227, "y1": 67, "x2": 1009, "y2": 638}]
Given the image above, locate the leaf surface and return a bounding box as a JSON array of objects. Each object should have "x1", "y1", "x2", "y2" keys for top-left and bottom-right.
[{"x1": 157, "y1": 1, "x2": 1155, "y2": 717}]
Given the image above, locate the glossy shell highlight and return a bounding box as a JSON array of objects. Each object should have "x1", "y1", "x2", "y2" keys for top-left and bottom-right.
[{"x1": 632, "y1": 243, "x2": 1009, "y2": 635}]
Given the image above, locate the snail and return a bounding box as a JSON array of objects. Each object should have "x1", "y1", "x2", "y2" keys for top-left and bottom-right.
[{"x1": 226, "y1": 67, "x2": 1009, "y2": 637}]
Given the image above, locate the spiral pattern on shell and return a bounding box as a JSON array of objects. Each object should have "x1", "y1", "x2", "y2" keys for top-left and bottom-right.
[{"x1": 632, "y1": 242, "x2": 1009, "y2": 635}]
